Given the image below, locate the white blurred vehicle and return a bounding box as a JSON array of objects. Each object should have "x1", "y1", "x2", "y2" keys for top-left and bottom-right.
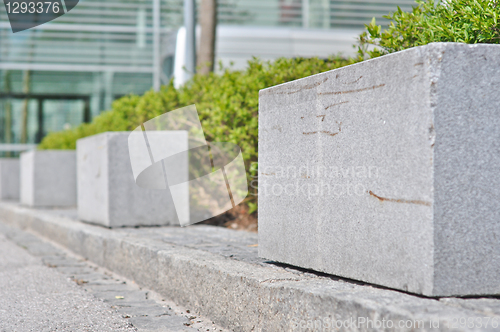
[{"x1": 164, "y1": 25, "x2": 360, "y2": 87}]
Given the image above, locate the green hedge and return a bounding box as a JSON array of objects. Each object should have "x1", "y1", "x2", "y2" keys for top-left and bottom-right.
[{"x1": 40, "y1": 57, "x2": 358, "y2": 156}]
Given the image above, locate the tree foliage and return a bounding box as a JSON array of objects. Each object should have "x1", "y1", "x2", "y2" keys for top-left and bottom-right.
[{"x1": 359, "y1": 0, "x2": 500, "y2": 58}]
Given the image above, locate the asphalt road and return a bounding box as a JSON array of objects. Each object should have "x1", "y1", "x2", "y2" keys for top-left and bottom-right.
[{"x1": 0, "y1": 226, "x2": 227, "y2": 332}]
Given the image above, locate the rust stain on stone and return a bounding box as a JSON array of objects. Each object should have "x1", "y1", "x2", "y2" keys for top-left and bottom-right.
[
  {"x1": 303, "y1": 121, "x2": 342, "y2": 137},
  {"x1": 274, "y1": 77, "x2": 329, "y2": 95},
  {"x1": 345, "y1": 76, "x2": 363, "y2": 84},
  {"x1": 325, "y1": 101, "x2": 349, "y2": 110},
  {"x1": 303, "y1": 130, "x2": 340, "y2": 137},
  {"x1": 319, "y1": 84, "x2": 385, "y2": 96},
  {"x1": 368, "y1": 191, "x2": 431, "y2": 206},
  {"x1": 317, "y1": 115, "x2": 326, "y2": 121}
]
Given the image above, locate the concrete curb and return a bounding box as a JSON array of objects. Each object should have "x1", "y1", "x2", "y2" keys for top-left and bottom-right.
[{"x1": 1, "y1": 202, "x2": 500, "y2": 331}]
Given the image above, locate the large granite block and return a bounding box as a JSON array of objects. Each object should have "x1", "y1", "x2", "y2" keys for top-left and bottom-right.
[
  {"x1": 77, "y1": 132, "x2": 182, "y2": 227},
  {"x1": 20, "y1": 150, "x2": 77, "y2": 207},
  {"x1": 0, "y1": 158, "x2": 20, "y2": 200},
  {"x1": 258, "y1": 43, "x2": 500, "y2": 297}
]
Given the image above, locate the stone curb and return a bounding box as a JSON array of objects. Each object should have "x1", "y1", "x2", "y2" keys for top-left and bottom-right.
[{"x1": 1, "y1": 201, "x2": 500, "y2": 332}]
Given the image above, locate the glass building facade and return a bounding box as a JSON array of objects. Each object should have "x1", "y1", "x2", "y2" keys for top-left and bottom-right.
[{"x1": 0, "y1": 0, "x2": 415, "y2": 145}]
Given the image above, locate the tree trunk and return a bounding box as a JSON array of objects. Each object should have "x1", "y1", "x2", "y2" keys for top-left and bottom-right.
[
  {"x1": 197, "y1": 0, "x2": 217, "y2": 75},
  {"x1": 20, "y1": 70, "x2": 31, "y2": 144}
]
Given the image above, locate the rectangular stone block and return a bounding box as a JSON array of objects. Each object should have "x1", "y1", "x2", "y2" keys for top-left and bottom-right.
[
  {"x1": 20, "y1": 150, "x2": 77, "y2": 207},
  {"x1": 0, "y1": 158, "x2": 20, "y2": 200},
  {"x1": 258, "y1": 42, "x2": 500, "y2": 297},
  {"x1": 77, "y1": 132, "x2": 183, "y2": 227}
]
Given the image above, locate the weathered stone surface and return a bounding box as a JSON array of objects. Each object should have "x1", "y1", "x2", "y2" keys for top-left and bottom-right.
[
  {"x1": 258, "y1": 42, "x2": 500, "y2": 297},
  {"x1": 77, "y1": 132, "x2": 181, "y2": 227},
  {"x1": 20, "y1": 150, "x2": 76, "y2": 207},
  {"x1": 0, "y1": 158, "x2": 20, "y2": 200}
]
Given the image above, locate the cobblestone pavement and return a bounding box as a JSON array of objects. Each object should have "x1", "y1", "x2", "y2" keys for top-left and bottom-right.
[{"x1": 0, "y1": 224, "x2": 229, "y2": 332}]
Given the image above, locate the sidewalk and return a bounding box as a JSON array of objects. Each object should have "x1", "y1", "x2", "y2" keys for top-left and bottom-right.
[
  {"x1": 0, "y1": 221, "x2": 227, "y2": 332},
  {"x1": 0, "y1": 231, "x2": 134, "y2": 332},
  {"x1": 1, "y1": 201, "x2": 500, "y2": 331}
]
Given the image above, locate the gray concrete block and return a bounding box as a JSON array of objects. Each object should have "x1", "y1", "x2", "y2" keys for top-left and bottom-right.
[
  {"x1": 77, "y1": 132, "x2": 181, "y2": 227},
  {"x1": 258, "y1": 42, "x2": 500, "y2": 297},
  {"x1": 20, "y1": 150, "x2": 76, "y2": 207},
  {"x1": 0, "y1": 158, "x2": 20, "y2": 200}
]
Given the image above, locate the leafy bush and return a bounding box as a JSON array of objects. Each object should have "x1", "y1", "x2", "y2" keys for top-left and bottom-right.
[
  {"x1": 359, "y1": 0, "x2": 500, "y2": 58},
  {"x1": 39, "y1": 57, "x2": 358, "y2": 210}
]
